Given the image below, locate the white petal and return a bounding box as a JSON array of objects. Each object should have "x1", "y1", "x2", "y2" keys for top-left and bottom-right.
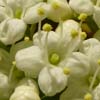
[
  {"x1": 80, "y1": 38, "x2": 100, "y2": 78},
  {"x1": 60, "y1": 76, "x2": 89, "y2": 100},
  {"x1": 80, "y1": 38, "x2": 100, "y2": 54},
  {"x1": 0, "y1": 19, "x2": 26, "y2": 45},
  {"x1": 93, "y1": 6, "x2": 100, "y2": 28},
  {"x1": 69, "y1": 0, "x2": 94, "y2": 15},
  {"x1": 80, "y1": 38, "x2": 100, "y2": 61},
  {"x1": 15, "y1": 46, "x2": 44, "y2": 78},
  {"x1": 60, "y1": 52, "x2": 90, "y2": 77},
  {"x1": 38, "y1": 66, "x2": 68, "y2": 96},
  {"x1": 23, "y1": 2, "x2": 50, "y2": 24}
]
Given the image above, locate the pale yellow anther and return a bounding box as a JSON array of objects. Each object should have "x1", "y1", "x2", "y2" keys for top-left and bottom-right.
[
  {"x1": 78, "y1": 13, "x2": 88, "y2": 21},
  {"x1": 42, "y1": 23, "x2": 52, "y2": 32},
  {"x1": 12, "y1": 61, "x2": 16, "y2": 66},
  {"x1": 37, "y1": 7, "x2": 45, "y2": 16},
  {"x1": 63, "y1": 67, "x2": 70, "y2": 75},
  {"x1": 97, "y1": 59, "x2": 100, "y2": 65},
  {"x1": 80, "y1": 32, "x2": 87, "y2": 39},
  {"x1": 24, "y1": 37, "x2": 30, "y2": 41},
  {"x1": 84, "y1": 93, "x2": 92, "y2": 100},
  {"x1": 71, "y1": 29, "x2": 78, "y2": 38},
  {"x1": 52, "y1": 2, "x2": 60, "y2": 9}
]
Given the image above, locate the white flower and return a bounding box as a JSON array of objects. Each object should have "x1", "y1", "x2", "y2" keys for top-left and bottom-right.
[
  {"x1": 15, "y1": 20, "x2": 84, "y2": 96},
  {"x1": 69, "y1": 0, "x2": 94, "y2": 15},
  {"x1": 0, "y1": 19, "x2": 26, "y2": 45}
]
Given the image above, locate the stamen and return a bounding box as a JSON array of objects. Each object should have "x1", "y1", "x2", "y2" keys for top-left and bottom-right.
[
  {"x1": 38, "y1": 20, "x2": 42, "y2": 46},
  {"x1": 42, "y1": 23, "x2": 52, "y2": 32},
  {"x1": 24, "y1": 37, "x2": 30, "y2": 41},
  {"x1": 80, "y1": 32, "x2": 87, "y2": 40},
  {"x1": 8, "y1": 61, "x2": 16, "y2": 83},
  {"x1": 89, "y1": 59, "x2": 100, "y2": 91},
  {"x1": 71, "y1": 29, "x2": 78, "y2": 38},
  {"x1": 63, "y1": 67, "x2": 70, "y2": 75},
  {"x1": 42, "y1": 23, "x2": 53, "y2": 62},
  {"x1": 88, "y1": 76, "x2": 99, "y2": 88},
  {"x1": 78, "y1": 13, "x2": 88, "y2": 22},
  {"x1": 84, "y1": 93, "x2": 92, "y2": 100},
  {"x1": 49, "y1": 53, "x2": 60, "y2": 65},
  {"x1": 59, "y1": 19, "x2": 63, "y2": 39},
  {"x1": 52, "y1": 2, "x2": 60, "y2": 9}
]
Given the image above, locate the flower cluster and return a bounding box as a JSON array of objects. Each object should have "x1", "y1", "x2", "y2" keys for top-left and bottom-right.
[{"x1": 0, "y1": 0, "x2": 100, "y2": 100}]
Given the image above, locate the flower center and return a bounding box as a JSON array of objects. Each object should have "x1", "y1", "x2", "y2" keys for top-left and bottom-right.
[
  {"x1": 49, "y1": 53, "x2": 60, "y2": 65},
  {"x1": 15, "y1": 8, "x2": 22, "y2": 19}
]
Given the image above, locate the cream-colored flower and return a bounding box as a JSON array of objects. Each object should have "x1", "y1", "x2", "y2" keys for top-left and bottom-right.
[{"x1": 15, "y1": 20, "x2": 84, "y2": 96}]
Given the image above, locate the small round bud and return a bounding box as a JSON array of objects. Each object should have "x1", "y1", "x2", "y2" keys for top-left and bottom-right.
[
  {"x1": 37, "y1": 7, "x2": 45, "y2": 16},
  {"x1": 78, "y1": 13, "x2": 88, "y2": 21},
  {"x1": 80, "y1": 32, "x2": 87, "y2": 39},
  {"x1": 84, "y1": 93, "x2": 92, "y2": 100},
  {"x1": 71, "y1": 29, "x2": 78, "y2": 38},
  {"x1": 24, "y1": 37, "x2": 30, "y2": 41},
  {"x1": 63, "y1": 67, "x2": 70, "y2": 75},
  {"x1": 42, "y1": 23, "x2": 52, "y2": 32},
  {"x1": 49, "y1": 53, "x2": 60, "y2": 65},
  {"x1": 12, "y1": 61, "x2": 16, "y2": 66},
  {"x1": 52, "y1": 2, "x2": 60, "y2": 9}
]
